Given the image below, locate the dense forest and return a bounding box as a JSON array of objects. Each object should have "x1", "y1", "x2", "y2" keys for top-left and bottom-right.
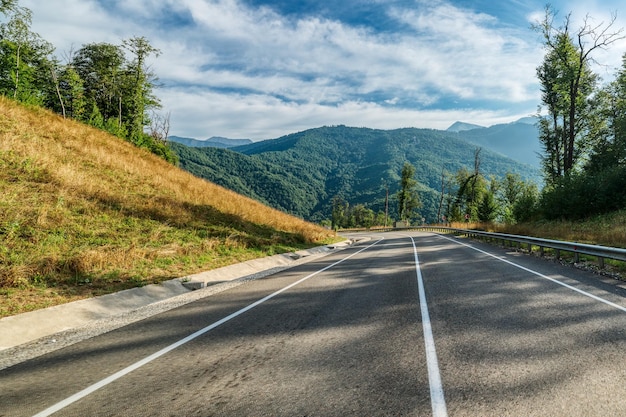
[
  {"x1": 172, "y1": 126, "x2": 540, "y2": 227},
  {"x1": 0, "y1": 0, "x2": 176, "y2": 162}
]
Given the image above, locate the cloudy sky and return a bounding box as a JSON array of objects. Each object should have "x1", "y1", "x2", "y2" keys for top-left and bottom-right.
[{"x1": 20, "y1": 0, "x2": 626, "y2": 140}]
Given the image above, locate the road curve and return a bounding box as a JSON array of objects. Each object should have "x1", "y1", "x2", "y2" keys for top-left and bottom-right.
[{"x1": 2, "y1": 231, "x2": 626, "y2": 416}]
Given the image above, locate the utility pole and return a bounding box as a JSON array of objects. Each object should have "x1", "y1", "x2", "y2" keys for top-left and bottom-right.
[
  {"x1": 385, "y1": 184, "x2": 389, "y2": 228},
  {"x1": 381, "y1": 178, "x2": 389, "y2": 228}
]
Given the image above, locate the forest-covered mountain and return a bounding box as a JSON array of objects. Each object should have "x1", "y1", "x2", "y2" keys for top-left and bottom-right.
[{"x1": 172, "y1": 125, "x2": 540, "y2": 223}]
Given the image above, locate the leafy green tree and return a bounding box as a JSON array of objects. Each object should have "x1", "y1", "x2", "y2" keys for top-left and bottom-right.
[
  {"x1": 57, "y1": 64, "x2": 86, "y2": 119},
  {"x1": 477, "y1": 177, "x2": 500, "y2": 223},
  {"x1": 513, "y1": 183, "x2": 539, "y2": 222},
  {"x1": 0, "y1": 0, "x2": 17, "y2": 14},
  {"x1": 451, "y1": 149, "x2": 486, "y2": 221},
  {"x1": 374, "y1": 210, "x2": 388, "y2": 227},
  {"x1": 72, "y1": 42, "x2": 125, "y2": 124},
  {"x1": 122, "y1": 36, "x2": 161, "y2": 143},
  {"x1": 534, "y1": 7, "x2": 623, "y2": 184},
  {"x1": 499, "y1": 173, "x2": 523, "y2": 223},
  {"x1": 331, "y1": 195, "x2": 348, "y2": 230},
  {"x1": 0, "y1": 2, "x2": 53, "y2": 104},
  {"x1": 586, "y1": 53, "x2": 626, "y2": 173},
  {"x1": 397, "y1": 162, "x2": 421, "y2": 223},
  {"x1": 352, "y1": 204, "x2": 375, "y2": 228}
]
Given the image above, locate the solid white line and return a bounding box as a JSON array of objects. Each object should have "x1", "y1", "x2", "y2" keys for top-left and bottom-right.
[
  {"x1": 409, "y1": 236, "x2": 448, "y2": 417},
  {"x1": 437, "y1": 234, "x2": 626, "y2": 314},
  {"x1": 32, "y1": 238, "x2": 384, "y2": 417}
]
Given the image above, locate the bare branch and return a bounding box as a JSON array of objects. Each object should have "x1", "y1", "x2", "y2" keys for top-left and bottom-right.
[{"x1": 148, "y1": 110, "x2": 171, "y2": 142}]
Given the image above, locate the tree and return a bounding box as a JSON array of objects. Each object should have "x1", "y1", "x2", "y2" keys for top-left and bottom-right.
[
  {"x1": 0, "y1": 2, "x2": 53, "y2": 104},
  {"x1": 0, "y1": 0, "x2": 17, "y2": 15},
  {"x1": 452, "y1": 148, "x2": 485, "y2": 221},
  {"x1": 352, "y1": 204, "x2": 375, "y2": 228},
  {"x1": 513, "y1": 183, "x2": 539, "y2": 222},
  {"x1": 586, "y1": 53, "x2": 626, "y2": 172},
  {"x1": 499, "y1": 173, "x2": 524, "y2": 223},
  {"x1": 331, "y1": 195, "x2": 348, "y2": 230},
  {"x1": 56, "y1": 64, "x2": 86, "y2": 119},
  {"x1": 477, "y1": 177, "x2": 499, "y2": 222},
  {"x1": 436, "y1": 166, "x2": 453, "y2": 223},
  {"x1": 72, "y1": 42, "x2": 125, "y2": 124},
  {"x1": 122, "y1": 36, "x2": 161, "y2": 143},
  {"x1": 147, "y1": 110, "x2": 170, "y2": 143},
  {"x1": 397, "y1": 162, "x2": 421, "y2": 223},
  {"x1": 534, "y1": 7, "x2": 624, "y2": 183}
]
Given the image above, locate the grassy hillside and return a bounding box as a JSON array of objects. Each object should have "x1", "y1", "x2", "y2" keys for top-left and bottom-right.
[
  {"x1": 174, "y1": 125, "x2": 540, "y2": 222},
  {"x1": 0, "y1": 97, "x2": 335, "y2": 317}
]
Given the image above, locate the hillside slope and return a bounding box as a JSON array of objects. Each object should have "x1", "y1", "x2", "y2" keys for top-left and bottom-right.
[
  {"x1": 174, "y1": 125, "x2": 540, "y2": 222},
  {"x1": 0, "y1": 97, "x2": 333, "y2": 317}
]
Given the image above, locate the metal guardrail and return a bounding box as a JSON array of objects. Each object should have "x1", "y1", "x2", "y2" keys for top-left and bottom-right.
[{"x1": 413, "y1": 226, "x2": 626, "y2": 268}]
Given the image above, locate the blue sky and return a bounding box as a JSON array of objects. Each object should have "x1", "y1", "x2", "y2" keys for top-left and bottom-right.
[{"x1": 21, "y1": 0, "x2": 626, "y2": 140}]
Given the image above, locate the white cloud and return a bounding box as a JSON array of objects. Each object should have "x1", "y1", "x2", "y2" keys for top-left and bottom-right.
[
  {"x1": 21, "y1": 0, "x2": 561, "y2": 139},
  {"x1": 161, "y1": 87, "x2": 533, "y2": 140},
  {"x1": 526, "y1": 1, "x2": 626, "y2": 79},
  {"x1": 390, "y1": 1, "x2": 542, "y2": 101}
]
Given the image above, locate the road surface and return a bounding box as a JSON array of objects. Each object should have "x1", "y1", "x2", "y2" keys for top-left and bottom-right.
[{"x1": 2, "y1": 231, "x2": 626, "y2": 416}]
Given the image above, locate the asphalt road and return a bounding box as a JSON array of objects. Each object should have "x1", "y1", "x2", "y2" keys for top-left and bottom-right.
[{"x1": 2, "y1": 231, "x2": 626, "y2": 416}]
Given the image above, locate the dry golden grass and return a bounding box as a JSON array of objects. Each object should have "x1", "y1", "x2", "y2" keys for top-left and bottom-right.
[
  {"x1": 451, "y1": 216, "x2": 626, "y2": 249},
  {"x1": 0, "y1": 97, "x2": 335, "y2": 317}
]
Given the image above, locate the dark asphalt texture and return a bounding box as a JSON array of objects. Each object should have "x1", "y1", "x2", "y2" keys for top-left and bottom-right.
[{"x1": 2, "y1": 232, "x2": 626, "y2": 416}]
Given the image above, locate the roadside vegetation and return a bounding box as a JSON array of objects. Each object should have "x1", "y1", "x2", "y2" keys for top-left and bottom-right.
[
  {"x1": 454, "y1": 210, "x2": 626, "y2": 249},
  {"x1": 0, "y1": 97, "x2": 336, "y2": 317}
]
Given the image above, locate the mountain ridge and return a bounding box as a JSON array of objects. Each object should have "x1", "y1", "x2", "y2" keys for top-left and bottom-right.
[
  {"x1": 177, "y1": 117, "x2": 542, "y2": 168},
  {"x1": 168, "y1": 136, "x2": 253, "y2": 148},
  {"x1": 452, "y1": 117, "x2": 541, "y2": 167},
  {"x1": 172, "y1": 125, "x2": 540, "y2": 223},
  {"x1": 446, "y1": 121, "x2": 485, "y2": 132}
]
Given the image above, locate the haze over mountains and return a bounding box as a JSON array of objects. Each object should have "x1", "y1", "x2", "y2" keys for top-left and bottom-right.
[
  {"x1": 448, "y1": 117, "x2": 541, "y2": 167},
  {"x1": 168, "y1": 136, "x2": 253, "y2": 148}
]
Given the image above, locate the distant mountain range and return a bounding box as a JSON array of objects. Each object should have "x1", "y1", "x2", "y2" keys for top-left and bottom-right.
[
  {"x1": 173, "y1": 117, "x2": 542, "y2": 168},
  {"x1": 446, "y1": 117, "x2": 541, "y2": 167},
  {"x1": 171, "y1": 125, "x2": 540, "y2": 223},
  {"x1": 446, "y1": 121, "x2": 485, "y2": 132},
  {"x1": 168, "y1": 136, "x2": 253, "y2": 148}
]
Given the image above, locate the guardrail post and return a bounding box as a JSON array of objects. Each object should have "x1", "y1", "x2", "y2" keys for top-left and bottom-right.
[
  {"x1": 598, "y1": 256, "x2": 605, "y2": 269},
  {"x1": 555, "y1": 249, "x2": 560, "y2": 260},
  {"x1": 573, "y1": 252, "x2": 580, "y2": 263},
  {"x1": 539, "y1": 246, "x2": 544, "y2": 257}
]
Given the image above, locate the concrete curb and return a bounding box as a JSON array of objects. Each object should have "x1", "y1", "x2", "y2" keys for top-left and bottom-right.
[
  {"x1": 178, "y1": 245, "x2": 333, "y2": 290},
  {"x1": 0, "y1": 240, "x2": 355, "y2": 352}
]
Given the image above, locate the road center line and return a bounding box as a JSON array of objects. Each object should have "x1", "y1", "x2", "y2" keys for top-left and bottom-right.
[
  {"x1": 33, "y1": 238, "x2": 384, "y2": 417},
  {"x1": 409, "y1": 236, "x2": 448, "y2": 417},
  {"x1": 436, "y1": 233, "x2": 626, "y2": 314}
]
